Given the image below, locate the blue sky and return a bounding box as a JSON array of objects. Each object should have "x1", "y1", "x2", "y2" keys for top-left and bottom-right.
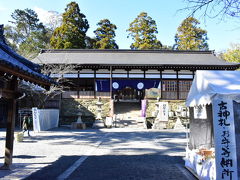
[{"x1": 0, "y1": 0, "x2": 239, "y2": 52}]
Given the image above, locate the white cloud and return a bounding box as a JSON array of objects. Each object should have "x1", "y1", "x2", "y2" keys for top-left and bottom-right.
[{"x1": 34, "y1": 7, "x2": 62, "y2": 29}]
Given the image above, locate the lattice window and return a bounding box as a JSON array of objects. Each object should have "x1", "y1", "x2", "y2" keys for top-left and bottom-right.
[
  {"x1": 179, "y1": 80, "x2": 192, "y2": 92},
  {"x1": 162, "y1": 80, "x2": 177, "y2": 92}
]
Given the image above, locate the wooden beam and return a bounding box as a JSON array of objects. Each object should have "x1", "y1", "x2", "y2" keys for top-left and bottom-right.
[
  {"x1": 0, "y1": 65, "x2": 51, "y2": 88},
  {"x1": 0, "y1": 89, "x2": 15, "y2": 99}
]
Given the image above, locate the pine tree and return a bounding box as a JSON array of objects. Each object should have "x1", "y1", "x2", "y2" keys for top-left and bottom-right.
[
  {"x1": 127, "y1": 12, "x2": 162, "y2": 50},
  {"x1": 174, "y1": 17, "x2": 208, "y2": 50},
  {"x1": 5, "y1": 9, "x2": 50, "y2": 59},
  {"x1": 50, "y1": 1, "x2": 89, "y2": 49},
  {"x1": 94, "y1": 19, "x2": 118, "y2": 49}
]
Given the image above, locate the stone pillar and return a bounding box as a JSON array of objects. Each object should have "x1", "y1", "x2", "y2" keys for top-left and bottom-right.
[{"x1": 153, "y1": 102, "x2": 169, "y2": 129}]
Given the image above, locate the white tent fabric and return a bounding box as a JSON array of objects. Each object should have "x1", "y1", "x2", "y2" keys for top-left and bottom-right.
[{"x1": 186, "y1": 70, "x2": 240, "y2": 107}]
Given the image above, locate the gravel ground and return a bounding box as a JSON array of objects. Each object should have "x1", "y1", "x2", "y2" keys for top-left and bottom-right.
[{"x1": 0, "y1": 128, "x2": 195, "y2": 180}]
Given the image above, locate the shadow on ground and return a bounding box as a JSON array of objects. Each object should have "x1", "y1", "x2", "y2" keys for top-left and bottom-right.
[
  {"x1": 21, "y1": 154, "x2": 192, "y2": 180},
  {"x1": 23, "y1": 156, "x2": 80, "y2": 180},
  {"x1": 67, "y1": 154, "x2": 187, "y2": 180}
]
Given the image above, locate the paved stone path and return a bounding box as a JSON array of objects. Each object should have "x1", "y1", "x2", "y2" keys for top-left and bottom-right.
[{"x1": 0, "y1": 128, "x2": 196, "y2": 180}]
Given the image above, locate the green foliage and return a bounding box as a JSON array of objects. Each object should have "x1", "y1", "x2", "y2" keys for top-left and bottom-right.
[
  {"x1": 85, "y1": 36, "x2": 97, "y2": 49},
  {"x1": 50, "y1": 1, "x2": 89, "y2": 49},
  {"x1": 9, "y1": 9, "x2": 41, "y2": 37},
  {"x1": 221, "y1": 44, "x2": 240, "y2": 63},
  {"x1": 5, "y1": 8, "x2": 50, "y2": 59},
  {"x1": 94, "y1": 19, "x2": 118, "y2": 49},
  {"x1": 174, "y1": 17, "x2": 208, "y2": 50},
  {"x1": 19, "y1": 29, "x2": 51, "y2": 59},
  {"x1": 127, "y1": 12, "x2": 162, "y2": 50}
]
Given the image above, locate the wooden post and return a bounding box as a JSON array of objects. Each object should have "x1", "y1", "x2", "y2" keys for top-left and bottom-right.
[
  {"x1": 110, "y1": 66, "x2": 113, "y2": 99},
  {"x1": 2, "y1": 77, "x2": 17, "y2": 169},
  {"x1": 160, "y1": 70, "x2": 163, "y2": 99},
  {"x1": 192, "y1": 70, "x2": 195, "y2": 78},
  {"x1": 127, "y1": 69, "x2": 129, "y2": 79},
  {"x1": 94, "y1": 69, "x2": 96, "y2": 99},
  {"x1": 77, "y1": 70, "x2": 80, "y2": 99},
  {"x1": 176, "y1": 70, "x2": 179, "y2": 100}
]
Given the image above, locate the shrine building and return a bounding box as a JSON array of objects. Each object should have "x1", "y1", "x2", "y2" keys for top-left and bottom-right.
[{"x1": 33, "y1": 49, "x2": 239, "y2": 102}]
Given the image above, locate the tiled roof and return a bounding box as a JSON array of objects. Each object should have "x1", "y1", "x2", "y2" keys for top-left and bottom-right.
[{"x1": 34, "y1": 49, "x2": 239, "y2": 68}]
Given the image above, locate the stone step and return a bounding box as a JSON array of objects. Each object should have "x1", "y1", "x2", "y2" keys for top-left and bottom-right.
[{"x1": 114, "y1": 119, "x2": 146, "y2": 129}]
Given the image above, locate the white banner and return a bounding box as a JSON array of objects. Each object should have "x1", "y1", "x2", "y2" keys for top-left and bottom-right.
[
  {"x1": 32, "y1": 107, "x2": 40, "y2": 132},
  {"x1": 213, "y1": 98, "x2": 238, "y2": 180}
]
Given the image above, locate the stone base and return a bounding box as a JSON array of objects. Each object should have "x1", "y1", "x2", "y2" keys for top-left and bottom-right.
[
  {"x1": 152, "y1": 120, "x2": 167, "y2": 129},
  {"x1": 93, "y1": 120, "x2": 105, "y2": 129},
  {"x1": 137, "y1": 117, "x2": 147, "y2": 129},
  {"x1": 105, "y1": 117, "x2": 113, "y2": 128},
  {"x1": 71, "y1": 122, "x2": 86, "y2": 129},
  {"x1": 137, "y1": 117, "x2": 146, "y2": 123}
]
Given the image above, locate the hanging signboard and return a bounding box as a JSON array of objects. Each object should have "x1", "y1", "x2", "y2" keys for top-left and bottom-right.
[
  {"x1": 212, "y1": 98, "x2": 238, "y2": 180},
  {"x1": 145, "y1": 88, "x2": 161, "y2": 99}
]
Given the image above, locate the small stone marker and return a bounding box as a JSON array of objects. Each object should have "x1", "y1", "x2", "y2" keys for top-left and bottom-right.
[{"x1": 174, "y1": 117, "x2": 185, "y2": 130}]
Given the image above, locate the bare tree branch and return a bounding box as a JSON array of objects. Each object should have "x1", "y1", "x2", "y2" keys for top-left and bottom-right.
[
  {"x1": 181, "y1": 0, "x2": 240, "y2": 20},
  {"x1": 19, "y1": 63, "x2": 75, "y2": 108}
]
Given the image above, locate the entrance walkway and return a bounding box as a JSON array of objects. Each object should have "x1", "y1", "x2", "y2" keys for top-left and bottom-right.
[
  {"x1": 114, "y1": 102, "x2": 142, "y2": 128},
  {"x1": 0, "y1": 128, "x2": 196, "y2": 180}
]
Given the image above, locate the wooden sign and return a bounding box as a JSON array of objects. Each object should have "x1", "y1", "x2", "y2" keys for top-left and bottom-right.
[{"x1": 213, "y1": 99, "x2": 238, "y2": 180}]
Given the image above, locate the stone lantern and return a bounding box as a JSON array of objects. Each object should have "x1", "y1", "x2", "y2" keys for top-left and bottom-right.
[
  {"x1": 96, "y1": 97, "x2": 103, "y2": 120},
  {"x1": 71, "y1": 105, "x2": 86, "y2": 129}
]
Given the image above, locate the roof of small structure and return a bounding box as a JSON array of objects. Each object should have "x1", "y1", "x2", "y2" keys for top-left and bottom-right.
[
  {"x1": 33, "y1": 49, "x2": 239, "y2": 70},
  {"x1": 0, "y1": 25, "x2": 52, "y2": 87},
  {"x1": 186, "y1": 70, "x2": 240, "y2": 107}
]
